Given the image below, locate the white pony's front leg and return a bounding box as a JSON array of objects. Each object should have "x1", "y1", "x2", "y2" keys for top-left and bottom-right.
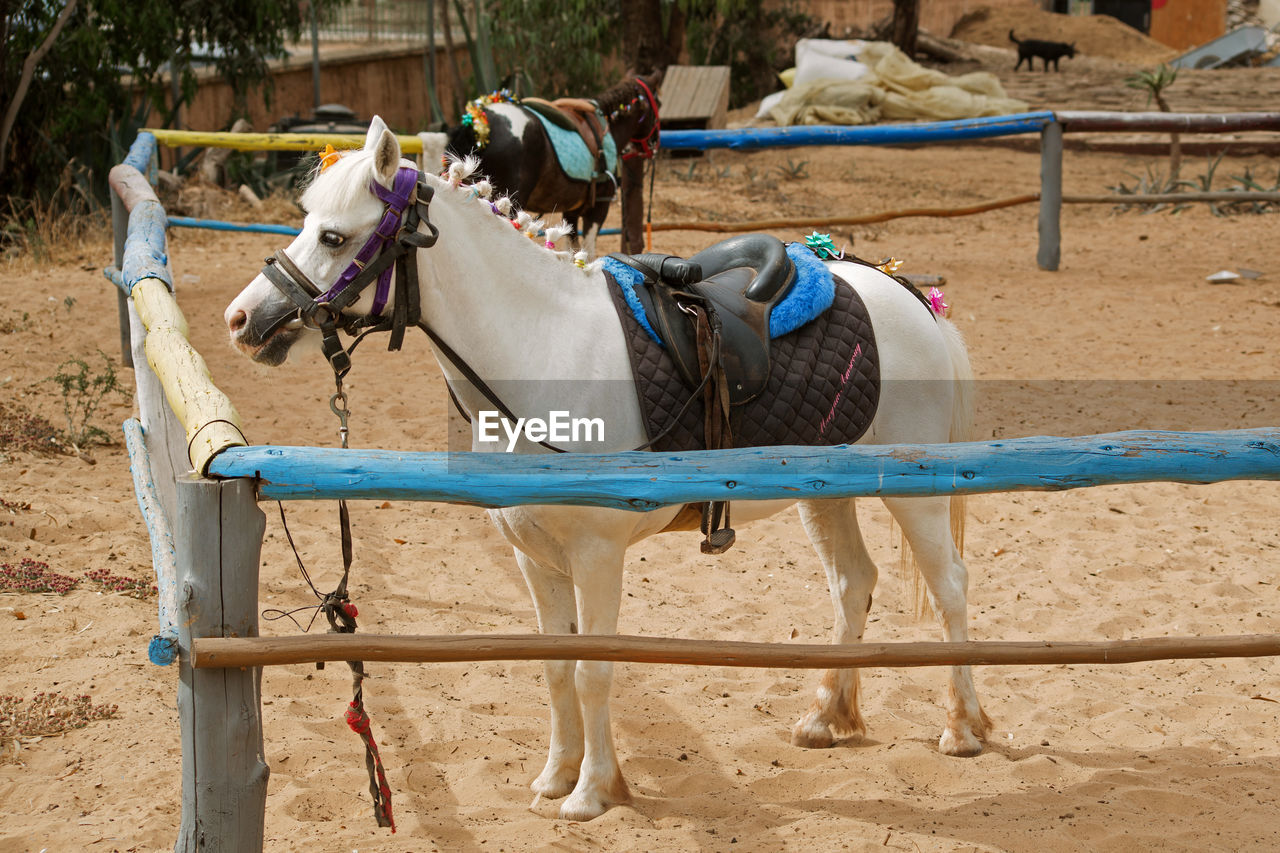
[
  {"x1": 493, "y1": 507, "x2": 633, "y2": 820},
  {"x1": 513, "y1": 549, "x2": 585, "y2": 800},
  {"x1": 883, "y1": 495, "x2": 990, "y2": 755},
  {"x1": 791, "y1": 499, "x2": 877, "y2": 748}
]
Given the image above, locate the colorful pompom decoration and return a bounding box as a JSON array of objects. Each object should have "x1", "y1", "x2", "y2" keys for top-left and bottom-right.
[
  {"x1": 927, "y1": 287, "x2": 950, "y2": 317},
  {"x1": 460, "y1": 90, "x2": 516, "y2": 150},
  {"x1": 803, "y1": 231, "x2": 844, "y2": 260}
]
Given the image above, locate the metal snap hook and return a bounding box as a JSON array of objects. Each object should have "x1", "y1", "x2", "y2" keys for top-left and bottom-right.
[{"x1": 329, "y1": 390, "x2": 351, "y2": 447}]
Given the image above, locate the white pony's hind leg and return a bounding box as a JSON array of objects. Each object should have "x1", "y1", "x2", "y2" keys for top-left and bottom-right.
[
  {"x1": 791, "y1": 498, "x2": 876, "y2": 748},
  {"x1": 881, "y1": 495, "x2": 990, "y2": 755},
  {"x1": 559, "y1": 537, "x2": 631, "y2": 821},
  {"x1": 513, "y1": 550, "x2": 585, "y2": 800}
]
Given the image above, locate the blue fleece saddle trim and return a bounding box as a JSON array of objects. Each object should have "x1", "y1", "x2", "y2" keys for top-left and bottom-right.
[
  {"x1": 602, "y1": 257, "x2": 661, "y2": 344},
  {"x1": 603, "y1": 243, "x2": 836, "y2": 347},
  {"x1": 772, "y1": 242, "x2": 836, "y2": 338},
  {"x1": 529, "y1": 110, "x2": 618, "y2": 182}
]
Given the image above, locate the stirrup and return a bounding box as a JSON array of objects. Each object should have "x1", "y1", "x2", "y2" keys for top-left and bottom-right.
[{"x1": 701, "y1": 527, "x2": 736, "y2": 554}]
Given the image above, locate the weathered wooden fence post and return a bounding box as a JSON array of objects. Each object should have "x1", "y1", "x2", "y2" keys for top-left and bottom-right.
[
  {"x1": 111, "y1": 188, "x2": 134, "y2": 368},
  {"x1": 1037, "y1": 118, "x2": 1064, "y2": 271},
  {"x1": 174, "y1": 475, "x2": 268, "y2": 852}
]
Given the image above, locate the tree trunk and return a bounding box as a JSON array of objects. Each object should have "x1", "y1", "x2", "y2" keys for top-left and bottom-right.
[
  {"x1": 0, "y1": 0, "x2": 79, "y2": 172},
  {"x1": 619, "y1": 158, "x2": 646, "y2": 254},
  {"x1": 890, "y1": 0, "x2": 919, "y2": 58},
  {"x1": 621, "y1": 0, "x2": 672, "y2": 75}
]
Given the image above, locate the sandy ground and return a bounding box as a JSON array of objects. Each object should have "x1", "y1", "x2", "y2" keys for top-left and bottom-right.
[{"x1": 4, "y1": 49, "x2": 1280, "y2": 853}]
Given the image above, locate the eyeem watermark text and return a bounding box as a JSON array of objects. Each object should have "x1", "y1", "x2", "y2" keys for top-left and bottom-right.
[{"x1": 476, "y1": 410, "x2": 605, "y2": 451}]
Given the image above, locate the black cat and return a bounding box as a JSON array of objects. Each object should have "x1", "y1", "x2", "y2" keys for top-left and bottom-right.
[{"x1": 1009, "y1": 30, "x2": 1077, "y2": 71}]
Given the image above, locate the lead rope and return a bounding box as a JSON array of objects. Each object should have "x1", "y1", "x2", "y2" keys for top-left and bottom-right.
[{"x1": 324, "y1": 374, "x2": 396, "y2": 832}]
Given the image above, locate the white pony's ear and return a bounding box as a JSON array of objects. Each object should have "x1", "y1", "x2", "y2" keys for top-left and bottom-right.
[
  {"x1": 364, "y1": 115, "x2": 389, "y2": 150},
  {"x1": 373, "y1": 127, "x2": 401, "y2": 187}
]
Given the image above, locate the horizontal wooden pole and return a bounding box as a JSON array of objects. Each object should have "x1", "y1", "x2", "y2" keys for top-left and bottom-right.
[
  {"x1": 142, "y1": 128, "x2": 424, "y2": 154},
  {"x1": 108, "y1": 163, "x2": 159, "y2": 214},
  {"x1": 133, "y1": 279, "x2": 246, "y2": 474},
  {"x1": 662, "y1": 112, "x2": 1056, "y2": 150},
  {"x1": 651, "y1": 194, "x2": 1040, "y2": 233},
  {"x1": 205, "y1": 429, "x2": 1280, "y2": 507},
  {"x1": 1064, "y1": 191, "x2": 1280, "y2": 205},
  {"x1": 191, "y1": 632, "x2": 1280, "y2": 670},
  {"x1": 1056, "y1": 111, "x2": 1280, "y2": 134}
]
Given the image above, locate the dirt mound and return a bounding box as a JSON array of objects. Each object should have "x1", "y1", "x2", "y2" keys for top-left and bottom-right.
[{"x1": 951, "y1": 5, "x2": 1179, "y2": 66}]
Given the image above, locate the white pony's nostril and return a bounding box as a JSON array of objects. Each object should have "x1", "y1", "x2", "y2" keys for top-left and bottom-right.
[{"x1": 228, "y1": 309, "x2": 248, "y2": 333}]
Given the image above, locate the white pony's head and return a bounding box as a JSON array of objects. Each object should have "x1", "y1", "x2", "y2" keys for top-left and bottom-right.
[{"x1": 224, "y1": 115, "x2": 415, "y2": 365}]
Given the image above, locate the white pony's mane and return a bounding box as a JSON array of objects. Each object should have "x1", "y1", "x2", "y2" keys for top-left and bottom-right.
[{"x1": 301, "y1": 149, "x2": 597, "y2": 275}]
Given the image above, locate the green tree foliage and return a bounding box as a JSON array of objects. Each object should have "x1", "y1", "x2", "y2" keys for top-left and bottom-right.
[
  {"x1": 484, "y1": 0, "x2": 622, "y2": 98},
  {"x1": 482, "y1": 0, "x2": 813, "y2": 105},
  {"x1": 681, "y1": 0, "x2": 816, "y2": 108},
  {"x1": 1, "y1": 0, "x2": 343, "y2": 209}
]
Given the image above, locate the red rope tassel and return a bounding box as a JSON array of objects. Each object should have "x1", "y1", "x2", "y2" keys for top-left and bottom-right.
[{"x1": 346, "y1": 698, "x2": 396, "y2": 833}]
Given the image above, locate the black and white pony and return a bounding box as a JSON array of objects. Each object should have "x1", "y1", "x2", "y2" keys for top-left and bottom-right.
[
  {"x1": 224, "y1": 118, "x2": 987, "y2": 822},
  {"x1": 418, "y1": 73, "x2": 660, "y2": 257}
]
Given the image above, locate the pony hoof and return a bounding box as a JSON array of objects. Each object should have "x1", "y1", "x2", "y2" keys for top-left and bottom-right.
[
  {"x1": 531, "y1": 768, "x2": 578, "y2": 800},
  {"x1": 791, "y1": 719, "x2": 835, "y2": 749},
  {"x1": 559, "y1": 790, "x2": 625, "y2": 821},
  {"x1": 939, "y1": 728, "x2": 983, "y2": 757},
  {"x1": 791, "y1": 714, "x2": 865, "y2": 748}
]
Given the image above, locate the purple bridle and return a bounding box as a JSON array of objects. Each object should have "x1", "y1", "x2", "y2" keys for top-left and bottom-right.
[
  {"x1": 260, "y1": 165, "x2": 438, "y2": 375},
  {"x1": 317, "y1": 166, "x2": 422, "y2": 318}
]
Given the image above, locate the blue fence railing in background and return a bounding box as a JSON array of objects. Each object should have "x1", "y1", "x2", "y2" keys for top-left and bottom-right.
[
  {"x1": 659, "y1": 112, "x2": 1057, "y2": 151},
  {"x1": 168, "y1": 216, "x2": 301, "y2": 236}
]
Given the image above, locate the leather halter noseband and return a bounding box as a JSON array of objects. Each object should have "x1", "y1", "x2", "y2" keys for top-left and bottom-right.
[{"x1": 259, "y1": 165, "x2": 439, "y2": 376}]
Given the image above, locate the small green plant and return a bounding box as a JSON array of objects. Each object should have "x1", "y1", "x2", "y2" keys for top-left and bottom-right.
[
  {"x1": 62, "y1": 296, "x2": 76, "y2": 313},
  {"x1": 776, "y1": 158, "x2": 810, "y2": 180},
  {"x1": 1125, "y1": 64, "x2": 1181, "y2": 182},
  {"x1": 43, "y1": 351, "x2": 131, "y2": 449},
  {"x1": 671, "y1": 161, "x2": 700, "y2": 182},
  {"x1": 1109, "y1": 160, "x2": 1187, "y2": 212}
]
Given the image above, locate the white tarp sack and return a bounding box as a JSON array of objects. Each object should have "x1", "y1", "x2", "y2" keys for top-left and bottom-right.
[
  {"x1": 793, "y1": 38, "x2": 871, "y2": 86},
  {"x1": 767, "y1": 41, "x2": 1027, "y2": 126}
]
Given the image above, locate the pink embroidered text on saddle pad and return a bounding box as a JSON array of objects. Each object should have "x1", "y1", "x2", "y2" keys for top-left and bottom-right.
[{"x1": 605, "y1": 272, "x2": 880, "y2": 452}]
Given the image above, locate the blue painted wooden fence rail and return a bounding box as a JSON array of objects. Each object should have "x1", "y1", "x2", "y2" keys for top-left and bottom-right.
[
  {"x1": 206, "y1": 429, "x2": 1280, "y2": 507},
  {"x1": 660, "y1": 111, "x2": 1056, "y2": 151}
]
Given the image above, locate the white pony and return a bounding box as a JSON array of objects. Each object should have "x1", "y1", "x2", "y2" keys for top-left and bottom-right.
[{"x1": 224, "y1": 117, "x2": 986, "y2": 821}]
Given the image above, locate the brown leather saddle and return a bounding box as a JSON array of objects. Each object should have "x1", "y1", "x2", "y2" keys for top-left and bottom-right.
[
  {"x1": 522, "y1": 97, "x2": 610, "y2": 186},
  {"x1": 608, "y1": 234, "x2": 799, "y2": 553}
]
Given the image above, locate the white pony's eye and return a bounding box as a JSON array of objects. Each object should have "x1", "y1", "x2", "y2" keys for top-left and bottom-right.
[{"x1": 319, "y1": 230, "x2": 345, "y2": 249}]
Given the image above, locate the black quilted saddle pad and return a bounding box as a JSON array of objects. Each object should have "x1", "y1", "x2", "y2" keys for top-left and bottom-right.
[{"x1": 605, "y1": 272, "x2": 881, "y2": 452}]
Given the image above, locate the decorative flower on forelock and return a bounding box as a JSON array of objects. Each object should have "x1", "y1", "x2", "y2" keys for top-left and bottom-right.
[
  {"x1": 876, "y1": 257, "x2": 903, "y2": 275},
  {"x1": 318, "y1": 144, "x2": 341, "y2": 172}
]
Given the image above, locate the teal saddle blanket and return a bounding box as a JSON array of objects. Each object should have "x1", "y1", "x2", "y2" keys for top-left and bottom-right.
[{"x1": 528, "y1": 109, "x2": 618, "y2": 182}]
